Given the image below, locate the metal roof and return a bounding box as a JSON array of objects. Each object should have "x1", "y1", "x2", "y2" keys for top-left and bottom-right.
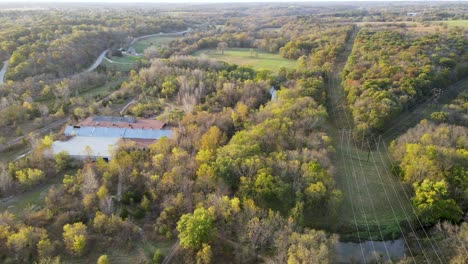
[
  {"x1": 64, "y1": 126, "x2": 173, "y2": 140},
  {"x1": 91, "y1": 116, "x2": 136, "y2": 123},
  {"x1": 52, "y1": 136, "x2": 119, "y2": 159}
]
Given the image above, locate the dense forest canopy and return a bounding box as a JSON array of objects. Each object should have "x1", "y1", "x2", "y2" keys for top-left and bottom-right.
[{"x1": 0, "y1": 2, "x2": 467, "y2": 264}]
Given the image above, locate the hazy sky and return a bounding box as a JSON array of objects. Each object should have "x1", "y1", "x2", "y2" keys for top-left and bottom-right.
[{"x1": 0, "y1": 0, "x2": 445, "y2": 2}]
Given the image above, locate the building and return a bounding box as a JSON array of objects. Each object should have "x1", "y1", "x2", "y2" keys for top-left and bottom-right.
[{"x1": 51, "y1": 116, "x2": 173, "y2": 160}]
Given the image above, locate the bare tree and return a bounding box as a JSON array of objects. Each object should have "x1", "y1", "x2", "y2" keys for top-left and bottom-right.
[
  {"x1": 0, "y1": 163, "x2": 13, "y2": 195},
  {"x1": 217, "y1": 42, "x2": 228, "y2": 55},
  {"x1": 82, "y1": 166, "x2": 99, "y2": 195}
]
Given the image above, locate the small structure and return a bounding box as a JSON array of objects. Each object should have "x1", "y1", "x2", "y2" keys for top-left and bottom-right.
[
  {"x1": 406, "y1": 12, "x2": 419, "y2": 17},
  {"x1": 51, "y1": 116, "x2": 172, "y2": 160}
]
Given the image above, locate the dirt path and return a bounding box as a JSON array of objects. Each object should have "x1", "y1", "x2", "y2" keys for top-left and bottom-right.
[{"x1": 161, "y1": 240, "x2": 179, "y2": 264}]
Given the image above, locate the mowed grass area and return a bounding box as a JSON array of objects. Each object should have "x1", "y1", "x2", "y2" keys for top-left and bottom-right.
[
  {"x1": 433, "y1": 20, "x2": 468, "y2": 28},
  {"x1": 103, "y1": 55, "x2": 142, "y2": 72},
  {"x1": 134, "y1": 35, "x2": 179, "y2": 53},
  {"x1": 323, "y1": 73, "x2": 413, "y2": 241},
  {"x1": 193, "y1": 48, "x2": 297, "y2": 72}
]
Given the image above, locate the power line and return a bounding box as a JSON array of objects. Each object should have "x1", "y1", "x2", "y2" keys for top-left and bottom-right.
[
  {"x1": 339, "y1": 129, "x2": 367, "y2": 263},
  {"x1": 376, "y1": 136, "x2": 448, "y2": 263}
]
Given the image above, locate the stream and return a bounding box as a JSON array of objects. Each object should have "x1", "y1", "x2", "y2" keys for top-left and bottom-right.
[{"x1": 334, "y1": 239, "x2": 406, "y2": 263}]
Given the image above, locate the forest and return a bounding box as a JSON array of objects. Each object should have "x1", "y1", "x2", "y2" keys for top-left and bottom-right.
[{"x1": 0, "y1": 1, "x2": 467, "y2": 264}]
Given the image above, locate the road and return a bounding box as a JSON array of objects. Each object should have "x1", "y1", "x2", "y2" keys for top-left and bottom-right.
[
  {"x1": 0, "y1": 60, "x2": 8, "y2": 84},
  {"x1": 84, "y1": 49, "x2": 109, "y2": 73}
]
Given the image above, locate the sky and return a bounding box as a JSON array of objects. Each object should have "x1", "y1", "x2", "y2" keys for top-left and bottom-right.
[{"x1": 1, "y1": 0, "x2": 460, "y2": 2}]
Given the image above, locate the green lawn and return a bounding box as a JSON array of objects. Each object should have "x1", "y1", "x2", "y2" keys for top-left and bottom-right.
[
  {"x1": 102, "y1": 55, "x2": 142, "y2": 72},
  {"x1": 79, "y1": 78, "x2": 125, "y2": 98},
  {"x1": 133, "y1": 36, "x2": 179, "y2": 53},
  {"x1": 322, "y1": 73, "x2": 413, "y2": 241},
  {"x1": 433, "y1": 20, "x2": 468, "y2": 28},
  {"x1": 193, "y1": 48, "x2": 297, "y2": 72}
]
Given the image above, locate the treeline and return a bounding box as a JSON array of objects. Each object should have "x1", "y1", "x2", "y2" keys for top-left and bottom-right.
[
  {"x1": 0, "y1": 9, "x2": 185, "y2": 80},
  {"x1": 390, "y1": 94, "x2": 467, "y2": 225},
  {"x1": 0, "y1": 53, "x2": 340, "y2": 262},
  {"x1": 342, "y1": 28, "x2": 467, "y2": 139}
]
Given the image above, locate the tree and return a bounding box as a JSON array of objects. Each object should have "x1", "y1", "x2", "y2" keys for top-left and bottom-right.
[
  {"x1": 286, "y1": 229, "x2": 337, "y2": 264},
  {"x1": 54, "y1": 151, "x2": 71, "y2": 172},
  {"x1": 63, "y1": 222, "x2": 88, "y2": 256},
  {"x1": 153, "y1": 249, "x2": 164, "y2": 264},
  {"x1": 97, "y1": 255, "x2": 109, "y2": 264},
  {"x1": 177, "y1": 207, "x2": 215, "y2": 250},
  {"x1": 196, "y1": 243, "x2": 212, "y2": 264},
  {"x1": 217, "y1": 42, "x2": 228, "y2": 55},
  {"x1": 412, "y1": 179, "x2": 463, "y2": 224}
]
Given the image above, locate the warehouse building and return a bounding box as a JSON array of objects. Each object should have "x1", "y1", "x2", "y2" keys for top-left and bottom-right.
[{"x1": 51, "y1": 116, "x2": 173, "y2": 160}]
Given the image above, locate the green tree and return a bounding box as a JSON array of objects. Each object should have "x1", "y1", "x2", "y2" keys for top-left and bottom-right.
[
  {"x1": 63, "y1": 222, "x2": 88, "y2": 256},
  {"x1": 97, "y1": 255, "x2": 109, "y2": 264},
  {"x1": 412, "y1": 179, "x2": 463, "y2": 224},
  {"x1": 153, "y1": 249, "x2": 164, "y2": 264},
  {"x1": 54, "y1": 151, "x2": 71, "y2": 172},
  {"x1": 196, "y1": 243, "x2": 212, "y2": 264},
  {"x1": 177, "y1": 207, "x2": 215, "y2": 250}
]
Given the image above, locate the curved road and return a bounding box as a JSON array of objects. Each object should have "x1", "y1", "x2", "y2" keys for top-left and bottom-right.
[{"x1": 84, "y1": 49, "x2": 109, "y2": 73}]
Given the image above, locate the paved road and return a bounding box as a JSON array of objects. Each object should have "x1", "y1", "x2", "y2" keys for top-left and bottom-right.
[
  {"x1": 0, "y1": 60, "x2": 8, "y2": 84},
  {"x1": 84, "y1": 49, "x2": 109, "y2": 73}
]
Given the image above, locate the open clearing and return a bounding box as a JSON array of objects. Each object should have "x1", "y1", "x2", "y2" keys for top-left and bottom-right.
[
  {"x1": 432, "y1": 20, "x2": 468, "y2": 28},
  {"x1": 193, "y1": 48, "x2": 297, "y2": 72},
  {"x1": 102, "y1": 55, "x2": 141, "y2": 71},
  {"x1": 323, "y1": 28, "x2": 413, "y2": 240},
  {"x1": 0, "y1": 171, "x2": 70, "y2": 215},
  {"x1": 326, "y1": 73, "x2": 413, "y2": 241},
  {"x1": 62, "y1": 240, "x2": 174, "y2": 264},
  {"x1": 133, "y1": 35, "x2": 179, "y2": 53}
]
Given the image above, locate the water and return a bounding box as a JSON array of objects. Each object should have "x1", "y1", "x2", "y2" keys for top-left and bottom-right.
[
  {"x1": 269, "y1": 87, "x2": 277, "y2": 101},
  {"x1": 334, "y1": 239, "x2": 406, "y2": 263}
]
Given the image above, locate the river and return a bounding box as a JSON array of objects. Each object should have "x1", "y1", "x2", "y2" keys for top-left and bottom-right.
[{"x1": 334, "y1": 239, "x2": 406, "y2": 263}]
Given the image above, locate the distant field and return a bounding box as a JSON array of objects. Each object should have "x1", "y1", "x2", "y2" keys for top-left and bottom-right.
[
  {"x1": 134, "y1": 36, "x2": 179, "y2": 53},
  {"x1": 432, "y1": 20, "x2": 468, "y2": 28},
  {"x1": 193, "y1": 48, "x2": 297, "y2": 72}
]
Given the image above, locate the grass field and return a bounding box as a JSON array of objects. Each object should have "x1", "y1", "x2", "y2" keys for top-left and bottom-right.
[
  {"x1": 324, "y1": 59, "x2": 413, "y2": 241},
  {"x1": 193, "y1": 48, "x2": 297, "y2": 72},
  {"x1": 433, "y1": 20, "x2": 468, "y2": 28},
  {"x1": 0, "y1": 171, "x2": 71, "y2": 215},
  {"x1": 102, "y1": 55, "x2": 141, "y2": 72},
  {"x1": 134, "y1": 36, "x2": 179, "y2": 53}
]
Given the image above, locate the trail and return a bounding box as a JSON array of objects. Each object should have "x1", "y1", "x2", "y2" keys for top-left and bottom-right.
[{"x1": 161, "y1": 240, "x2": 179, "y2": 264}]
